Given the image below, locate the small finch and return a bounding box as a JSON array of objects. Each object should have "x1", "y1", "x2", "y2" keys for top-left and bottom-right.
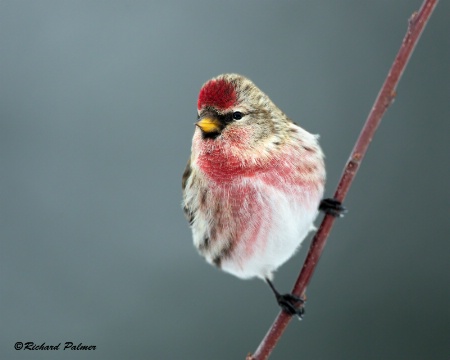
[{"x1": 182, "y1": 74, "x2": 342, "y2": 316}]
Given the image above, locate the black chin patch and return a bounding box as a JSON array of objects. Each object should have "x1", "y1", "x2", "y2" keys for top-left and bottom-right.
[{"x1": 201, "y1": 131, "x2": 221, "y2": 140}]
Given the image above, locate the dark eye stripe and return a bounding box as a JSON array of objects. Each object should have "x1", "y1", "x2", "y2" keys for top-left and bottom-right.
[{"x1": 215, "y1": 111, "x2": 245, "y2": 125}]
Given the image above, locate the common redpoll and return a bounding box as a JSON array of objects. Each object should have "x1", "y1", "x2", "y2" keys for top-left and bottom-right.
[{"x1": 182, "y1": 74, "x2": 343, "y2": 316}]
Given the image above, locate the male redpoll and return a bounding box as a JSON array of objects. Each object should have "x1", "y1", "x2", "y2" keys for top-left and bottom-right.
[{"x1": 182, "y1": 74, "x2": 343, "y2": 317}]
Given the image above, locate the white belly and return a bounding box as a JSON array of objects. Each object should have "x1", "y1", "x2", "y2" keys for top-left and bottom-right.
[{"x1": 218, "y1": 181, "x2": 320, "y2": 280}]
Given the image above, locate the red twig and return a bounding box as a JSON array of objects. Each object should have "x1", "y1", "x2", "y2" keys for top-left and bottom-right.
[{"x1": 247, "y1": 1, "x2": 438, "y2": 359}]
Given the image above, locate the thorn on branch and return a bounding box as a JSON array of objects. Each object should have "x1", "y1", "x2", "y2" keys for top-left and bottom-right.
[
  {"x1": 347, "y1": 158, "x2": 359, "y2": 173},
  {"x1": 409, "y1": 11, "x2": 419, "y2": 29},
  {"x1": 390, "y1": 90, "x2": 397, "y2": 104},
  {"x1": 384, "y1": 90, "x2": 397, "y2": 108}
]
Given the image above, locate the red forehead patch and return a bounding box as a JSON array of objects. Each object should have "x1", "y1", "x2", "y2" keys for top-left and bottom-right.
[{"x1": 197, "y1": 79, "x2": 237, "y2": 110}]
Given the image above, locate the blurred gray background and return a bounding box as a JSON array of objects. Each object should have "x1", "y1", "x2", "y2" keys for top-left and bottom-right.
[{"x1": 1, "y1": 1, "x2": 449, "y2": 359}]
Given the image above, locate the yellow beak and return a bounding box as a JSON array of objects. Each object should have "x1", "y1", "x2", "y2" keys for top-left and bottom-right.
[{"x1": 196, "y1": 117, "x2": 222, "y2": 133}]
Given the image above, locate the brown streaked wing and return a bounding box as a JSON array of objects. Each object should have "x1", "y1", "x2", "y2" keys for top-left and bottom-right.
[
  {"x1": 182, "y1": 158, "x2": 194, "y2": 225},
  {"x1": 182, "y1": 158, "x2": 192, "y2": 191}
]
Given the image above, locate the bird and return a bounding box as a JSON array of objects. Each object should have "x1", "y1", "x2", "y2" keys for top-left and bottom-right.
[{"x1": 182, "y1": 74, "x2": 343, "y2": 317}]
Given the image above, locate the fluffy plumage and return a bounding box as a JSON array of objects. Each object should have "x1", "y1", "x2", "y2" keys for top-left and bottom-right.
[{"x1": 182, "y1": 74, "x2": 325, "y2": 281}]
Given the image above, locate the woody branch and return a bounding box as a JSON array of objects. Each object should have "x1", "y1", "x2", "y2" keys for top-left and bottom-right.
[{"x1": 247, "y1": 1, "x2": 438, "y2": 359}]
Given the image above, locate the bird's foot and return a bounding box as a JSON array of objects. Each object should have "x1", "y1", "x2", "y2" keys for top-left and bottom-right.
[
  {"x1": 266, "y1": 278, "x2": 305, "y2": 319},
  {"x1": 319, "y1": 198, "x2": 347, "y2": 217},
  {"x1": 275, "y1": 292, "x2": 306, "y2": 319}
]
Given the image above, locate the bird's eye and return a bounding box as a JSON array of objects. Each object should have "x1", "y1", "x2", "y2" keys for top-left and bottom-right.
[{"x1": 232, "y1": 111, "x2": 243, "y2": 120}]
